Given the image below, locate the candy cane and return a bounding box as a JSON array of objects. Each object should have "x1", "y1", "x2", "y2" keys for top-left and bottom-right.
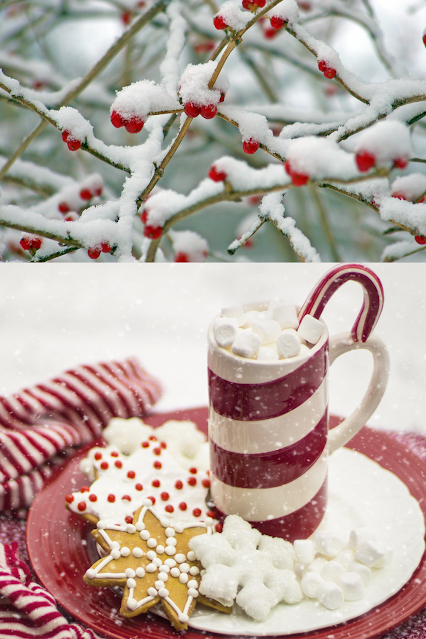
[{"x1": 298, "y1": 264, "x2": 384, "y2": 343}]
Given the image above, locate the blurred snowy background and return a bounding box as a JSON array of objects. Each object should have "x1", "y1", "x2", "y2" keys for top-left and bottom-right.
[
  {"x1": 2, "y1": 0, "x2": 426, "y2": 261},
  {"x1": 0, "y1": 263, "x2": 424, "y2": 434}
]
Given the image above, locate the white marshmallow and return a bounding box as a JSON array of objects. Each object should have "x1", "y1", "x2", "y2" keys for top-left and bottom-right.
[
  {"x1": 259, "y1": 310, "x2": 272, "y2": 320},
  {"x1": 374, "y1": 548, "x2": 393, "y2": 568},
  {"x1": 301, "y1": 571, "x2": 323, "y2": 598},
  {"x1": 302, "y1": 557, "x2": 328, "y2": 575},
  {"x1": 268, "y1": 299, "x2": 286, "y2": 313},
  {"x1": 298, "y1": 315, "x2": 324, "y2": 345},
  {"x1": 221, "y1": 306, "x2": 245, "y2": 327},
  {"x1": 321, "y1": 560, "x2": 345, "y2": 583},
  {"x1": 277, "y1": 329, "x2": 301, "y2": 359},
  {"x1": 349, "y1": 528, "x2": 376, "y2": 550},
  {"x1": 214, "y1": 318, "x2": 239, "y2": 348},
  {"x1": 272, "y1": 303, "x2": 299, "y2": 330},
  {"x1": 243, "y1": 310, "x2": 261, "y2": 327},
  {"x1": 231, "y1": 332, "x2": 261, "y2": 359},
  {"x1": 252, "y1": 319, "x2": 282, "y2": 345},
  {"x1": 313, "y1": 531, "x2": 344, "y2": 557},
  {"x1": 338, "y1": 572, "x2": 366, "y2": 601},
  {"x1": 347, "y1": 560, "x2": 372, "y2": 586},
  {"x1": 334, "y1": 549, "x2": 355, "y2": 569},
  {"x1": 316, "y1": 581, "x2": 344, "y2": 610},
  {"x1": 293, "y1": 539, "x2": 315, "y2": 566},
  {"x1": 256, "y1": 347, "x2": 279, "y2": 362},
  {"x1": 355, "y1": 540, "x2": 386, "y2": 567}
]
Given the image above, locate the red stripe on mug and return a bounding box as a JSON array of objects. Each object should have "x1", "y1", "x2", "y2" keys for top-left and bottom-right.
[
  {"x1": 214, "y1": 477, "x2": 327, "y2": 543},
  {"x1": 208, "y1": 342, "x2": 327, "y2": 421},
  {"x1": 210, "y1": 410, "x2": 327, "y2": 488}
]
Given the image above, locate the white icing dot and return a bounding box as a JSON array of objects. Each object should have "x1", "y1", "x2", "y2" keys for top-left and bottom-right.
[
  {"x1": 187, "y1": 551, "x2": 196, "y2": 561},
  {"x1": 97, "y1": 520, "x2": 105, "y2": 529},
  {"x1": 175, "y1": 554, "x2": 186, "y2": 563},
  {"x1": 127, "y1": 578, "x2": 137, "y2": 589},
  {"x1": 136, "y1": 567, "x2": 145, "y2": 578},
  {"x1": 159, "y1": 564, "x2": 170, "y2": 573},
  {"x1": 187, "y1": 580, "x2": 198, "y2": 589},
  {"x1": 140, "y1": 531, "x2": 150, "y2": 541},
  {"x1": 121, "y1": 547, "x2": 130, "y2": 557},
  {"x1": 144, "y1": 499, "x2": 153, "y2": 507},
  {"x1": 147, "y1": 538, "x2": 157, "y2": 548},
  {"x1": 136, "y1": 522, "x2": 145, "y2": 531},
  {"x1": 86, "y1": 569, "x2": 96, "y2": 579},
  {"x1": 179, "y1": 563, "x2": 190, "y2": 573},
  {"x1": 133, "y1": 547, "x2": 143, "y2": 558},
  {"x1": 160, "y1": 519, "x2": 170, "y2": 528},
  {"x1": 179, "y1": 573, "x2": 189, "y2": 584},
  {"x1": 166, "y1": 538, "x2": 177, "y2": 547},
  {"x1": 147, "y1": 587, "x2": 158, "y2": 597},
  {"x1": 170, "y1": 567, "x2": 180, "y2": 578},
  {"x1": 155, "y1": 580, "x2": 164, "y2": 589},
  {"x1": 205, "y1": 517, "x2": 214, "y2": 526},
  {"x1": 153, "y1": 558, "x2": 162, "y2": 567},
  {"x1": 146, "y1": 563, "x2": 157, "y2": 573},
  {"x1": 127, "y1": 597, "x2": 138, "y2": 610},
  {"x1": 111, "y1": 549, "x2": 120, "y2": 560},
  {"x1": 158, "y1": 572, "x2": 168, "y2": 582},
  {"x1": 125, "y1": 568, "x2": 136, "y2": 578},
  {"x1": 110, "y1": 541, "x2": 120, "y2": 550},
  {"x1": 200, "y1": 569, "x2": 206, "y2": 576},
  {"x1": 179, "y1": 614, "x2": 189, "y2": 623},
  {"x1": 126, "y1": 524, "x2": 136, "y2": 534},
  {"x1": 189, "y1": 566, "x2": 199, "y2": 575},
  {"x1": 188, "y1": 588, "x2": 199, "y2": 598},
  {"x1": 146, "y1": 550, "x2": 157, "y2": 560},
  {"x1": 159, "y1": 588, "x2": 170, "y2": 598},
  {"x1": 156, "y1": 545, "x2": 165, "y2": 554},
  {"x1": 165, "y1": 547, "x2": 176, "y2": 556},
  {"x1": 165, "y1": 558, "x2": 176, "y2": 567},
  {"x1": 165, "y1": 528, "x2": 175, "y2": 537},
  {"x1": 174, "y1": 524, "x2": 184, "y2": 533}
]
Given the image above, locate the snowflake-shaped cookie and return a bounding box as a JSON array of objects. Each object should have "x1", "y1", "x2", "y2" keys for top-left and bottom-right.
[
  {"x1": 84, "y1": 499, "x2": 230, "y2": 631},
  {"x1": 189, "y1": 515, "x2": 303, "y2": 621}
]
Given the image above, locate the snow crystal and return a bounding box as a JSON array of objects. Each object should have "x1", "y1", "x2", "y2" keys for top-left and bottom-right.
[
  {"x1": 216, "y1": 1, "x2": 252, "y2": 31},
  {"x1": 354, "y1": 121, "x2": 412, "y2": 166},
  {"x1": 286, "y1": 137, "x2": 355, "y2": 181},
  {"x1": 169, "y1": 229, "x2": 209, "y2": 261},
  {"x1": 269, "y1": 0, "x2": 299, "y2": 25},
  {"x1": 391, "y1": 174, "x2": 426, "y2": 202},
  {"x1": 111, "y1": 80, "x2": 180, "y2": 119},
  {"x1": 179, "y1": 61, "x2": 230, "y2": 108}
]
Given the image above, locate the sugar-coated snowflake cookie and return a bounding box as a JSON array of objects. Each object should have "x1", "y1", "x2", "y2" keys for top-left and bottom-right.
[
  {"x1": 84, "y1": 500, "x2": 232, "y2": 631},
  {"x1": 189, "y1": 515, "x2": 302, "y2": 621}
]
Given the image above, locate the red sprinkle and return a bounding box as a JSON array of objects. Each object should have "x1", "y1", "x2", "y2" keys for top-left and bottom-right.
[
  {"x1": 152, "y1": 479, "x2": 160, "y2": 488},
  {"x1": 149, "y1": 435, "x2": 157, "y2": 441},
  {"x1": 215, "y1": 523, "x2": 223, "y2": 533},
  {"x1": 125, "y1": 515, "x2": 133, "y2": 524},
  {"x1": 154, "y1": 461, "x2": 162, "y2": 470},
  {"x1": 142, "y1": 441, "x2": 150, "y2": 448},
  {"x1": 160, "y1": 441, "x2": 167, "y2": 449},
  {"x1": 127, "y1": 470, "x2": 136, "y2": 479},
  {"x1": 80, "y1": 486, "x2": 90, "y2": 493},
  {"x1": 100, "y1": 462, "x2": 109, "y2": 470},
  {"x1": 89, "y1": 494, "x2": 97, "y2": 502},
  {"x1": 107, "y1": 494, "x2": 116, "y2": 503},
  {"x1": 115, "y1": 460, "x2": 123, "y2": 468},
  {"x1": 165, "y1": 505, "x2": 174, "y2": 513},
  {"x1": 189, "y1": 467, "x2": 197, "y2": 474},
  {"x1": 78, "y1": 501, "x2": 86, "y2": 512},
  {"x1": 202, "y1": 479, "x2": 211, "y2": 489},
  {"x1": 135, "y1": 483, "x2": 143, "y2": 491},
  {"x1": 147, "y1": 496, "x2": 156, "y2": 505},
  {"x1": 65, "y1": 494, "x2": 74, "y2": 503},
  {"x1": 153, "y1": 447, "x2": 161, "y2": 456},
  {"x1": 94, "y1": 452, "x2": 102, "y2": 460},
  {"x1": 161, "y1": 492, "x2": 169, "y2": 501},
  {"x1": 122, "y1": 495, "x2": 131, "y2": 501},
  {"x1": 207, "y1": 510, "x2": 216, "y2": 518},
  {"x1": 175, "y1": 480, "x2": 183, "y2": 490},
  {"x1": 111, "y1": 451, "x2": 119, "y2": 457},
  {"x1": 193, "y1": 508, "x2": 202, "y2": 517},
  {"x1": 188, "y1": 477, "x2": 197, "y2": 486},
  {"x1": 179, "y1": 502, "x2": 187, "y2": 511}
]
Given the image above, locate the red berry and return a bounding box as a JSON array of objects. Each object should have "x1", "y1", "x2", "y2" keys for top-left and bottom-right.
[
  {"x1": 292, "y1": 171, "x2": 309, "y2": 186},
  {"x1": 355, "y1": 150, "x2": 376, "y2": 172},
  {"x1": 253, "y1": 0, "x2": 266, "y2": 5},
  {"x1": 184, "y1": 102, "x2": 201, "y2": 118},
  {"x1": 209, "y1": 166, "x2": 227, "y2": 182},
  {"x1": 215, "y1": 522, "x2": 223, "y2": 533},
  {"x1": 65, "y1": 214, "x2": 78, "y2": 222},
  {"x1": 107, "y1": 494, "x2": 115, "y2": 503},
  {"x1": 392, "y1": 192, "x2": 407, "y2": 201},
  {"x1": 175, "y1": 252, "x2": 189, "y2": 262},
  {"x1": 419, "y1": 196, "x2": 425, "y2": 203},
  {"x1": 213, "y1": 15, "x2": 227, "y2": 29},
  {"x1": 30, "y1": 237, "x2": 42, "y2": 250},
  {"x1": 20, "y1": 237, "x2": 32, "y2": 251},
  {"x1": 219, "y1": 92, "x2": 225, "y2": 103},
  {"x1": 152, "y1": 479, "x2": 160, "y2": 488},
  {"x1": 121, "y1": 10, "x2": 132, "y2": 24},
  {"x1": 165, "y1": 504, "x2": 174, "y2": 513},
  {"x1": 141, "y1": 210, "x2": 148, "y2": 224},
  {"x1": 125, "y1": 515, "x2": 133, "y2": 523},
  {"x1": 423, "y1": 33, "x2": 426, "y2": 47},
  {"x1": 111, "y1": 110, "x2": 125, "y2": 128},
  {"x1": 65, "y1": 494, "x2": 74, "y2": 503},
  {"x1": 89, "y1": 494, "x2": 97, "y2": 502},
  {"x1": 77, "y1": 501, "x2": 86, "y2": 511},
  {"x1": 80, "y1": 188, "x2": 92, "y2": 200},
  {"x1": 161, "y1": 492, "x2": 169, "y2": 501},
  {"x1": 94, "y1": 452, "x2": 102, "y2": 460},
  {"x1": 153, "y1": 460, "x2": 162, "y2": 469},
  {"x1": 179, "y1": 502, "x2": 187, "y2": 511},
  {"x1": 193, "y1": 508, "x2": 202, "y2": 517},
  {"x1": 243, "y1": 139, "x2": 260, "y2": 154},
  {"x1": 264, "y1": 27, "x2": 277, "y2": 39},
  {"x1": 122, "y1": 495, "x2": 131, "y2": 501},
  {"x1": 94, "y1": 186, "x2": 102, "y2": 197},
  {"x1": 242, "y1": 0, "x2": 253, "y2": 9},
  {"x1": 88, "y1": 247, "x2": 101, "y2": 259},
  {"x1": 147, "y1": 496, "x2": 156, "y2": 505},
  {"x1": 175, "y1": 480, "x2": 183, "y2": 490},
  {"x1": 188, "y1": 477, "x2": 196, "y2": 486},
  {"x1": 100, "y1": 461, "x2": 108, "y2": 470},
  {"x1": 101, "y1": 242, "x2": 111, "y2": 253},
  {"x1": 127, "y1": 470, "x2": 136, "y2": 479},
  {"x1": 415, "y1": 236, "x2": 426, "y2": 245},
  {"x1": 62, "y1": 130, "x2": 69, "y2": 142},
  {"x1": 58, "y1": 202, "x2": 70, "y2": 214},
  {"x1": 394, "y1": 157, "x2": 408, "y2": 170},
  {"x1": 135, "y1": 483, "x2": 143, "y2": 491},
  {"x1": 270, "y1": 16, "x2": 286, "y2": 29},
  {"x1": 324, "y1": 67, "x2": 336, "y2": 79},
  {"x1": 299, "y1": 1, "x2": 311, "y2": 9},
  {"x1": 202, "y1": 478, "x2": 211, "y2": 488},
  {"x1": 200, "y1": 103, "x2": 217, "y2": 120},
  {"x1": 67, "y1": 139, "x2": 82, "y2": 151},
  {"x1": 125, "y1": 117, "x2": 144, "y2": 134},
  {"x1": 144, "y1": 225, "x2": 163, "y2": 239}
]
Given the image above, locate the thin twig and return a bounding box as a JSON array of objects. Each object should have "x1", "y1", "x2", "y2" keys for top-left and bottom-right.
[{"x1": 310, "y1": 185, "x2": 340, "y2": 261}]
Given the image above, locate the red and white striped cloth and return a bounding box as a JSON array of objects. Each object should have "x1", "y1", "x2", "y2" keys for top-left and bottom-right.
[
  {"x1": 0, "y1": 541, "x2": 98, "y2": 639},
  {"x1": 0, "y1": 357, "x2": 162, "y2": 514}
]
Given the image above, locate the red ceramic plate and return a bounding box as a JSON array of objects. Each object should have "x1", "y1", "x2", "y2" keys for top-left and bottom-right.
[{"x1": 27, "y1": 409, "x2": 426, "y2": 639}]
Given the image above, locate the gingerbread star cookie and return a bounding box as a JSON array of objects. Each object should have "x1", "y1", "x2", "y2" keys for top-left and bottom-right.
[{"x1": 84, "y1": 499, "x2": 231, "y2": 631}]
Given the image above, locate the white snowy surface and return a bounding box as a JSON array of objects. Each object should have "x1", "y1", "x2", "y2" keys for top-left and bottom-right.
[{"x1": 0, "y1": 264, "x2": 425, "y2": 435}]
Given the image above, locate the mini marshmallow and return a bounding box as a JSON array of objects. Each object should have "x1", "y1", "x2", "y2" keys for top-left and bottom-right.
[
  {"x1": 252, "y1": 319, "x2": 282, "y2": 345},
  {"x1": 302, "y1": 557, "x2": 328, "y2": 575},
  {"x1": 221, "y1": 306, "x2": 245, "y2": 327},
  {"x1": 298, "y1": 315, "x2": 324, "y2": 345},
  {"x1": 321, "y1": 560, "x2": 345, "y2": 583},
  {"x1": 231, "y1": 332, "x2": 261, "y2": 359},
  {"x1": 334, "y1": 549, "x2": 355, "y2": 569},
  {"x1": 347, "y1": 560, "x2": 372, "y2": 586},
  {"x1": 349, "y1": 527, "x2": 376, "y2": 550},
  {"x1": 293, "y1": 539, "x2": 315, "y2": 566},
  {"x1": 272, "y1": 302, "x2": 299, "y2": 330},
  {"x1": 316, "y1": 581, "x2": 344, "y2": 610},
  {"x1": 258, "y1": 310, "x2": 272, "y2": 320},
  {"x1": 313, "y1": 531, "x2": 344, "y2": 557},
  {"x1": 355, "y1": 540, "x2": 386, "y2": 567},
  {"x1": 214, "y1": 318, "x2": 239, "y2": 348},
  {"x1": 338, "y1": 572, "x2": 366, "y2": 601},
  {"x1": 301, "y1": 571, "x2": 323, "y2": 598},
  {"x1": 244, "y1": 310, "x2": 261, "y2": 327},
  {"x1": 374, "y1": 548, "x2": 393, "y2": 568},
  {"x1": 257, "y1": 347, "x2": 279, "y2": 362},
  {"x1": 277, "y1": 329, "x2": 301, "y2": 359}
]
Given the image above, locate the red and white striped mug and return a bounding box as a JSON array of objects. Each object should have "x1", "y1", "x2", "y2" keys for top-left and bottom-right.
[{"x1": 208, "y1": 265, "x2": 390, "y2": 542}]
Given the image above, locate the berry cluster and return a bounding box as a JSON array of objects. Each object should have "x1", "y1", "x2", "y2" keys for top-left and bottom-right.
[
  {"x1": 88, "y1": 243, "x2": 112, "y2": 259},
  {"x1": 141, "y1": 209, "x2": 163, "y2": 240},
  {"x1": 355, "y1": 151, "x2": 408, "y2": 173},
  {"x1": 318, "y1": 60, "x2": 337, "y2": 79},
  {"x1": 284, "y1": 159, "x2": 309, "y2": 186},
  {"x1": 20, "y1": 236, "x2": 42, "y2": 253},
  {"x1": 111, "y1": 110, "x2": 145, "y2": 133},
  {"x1": 61, "y1": 130, "x2": 82, "y2": 151}
]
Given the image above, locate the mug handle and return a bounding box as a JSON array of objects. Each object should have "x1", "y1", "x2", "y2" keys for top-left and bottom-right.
[{"x1": 327, "y1": 332, "x2": 390, "y2": 455}]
